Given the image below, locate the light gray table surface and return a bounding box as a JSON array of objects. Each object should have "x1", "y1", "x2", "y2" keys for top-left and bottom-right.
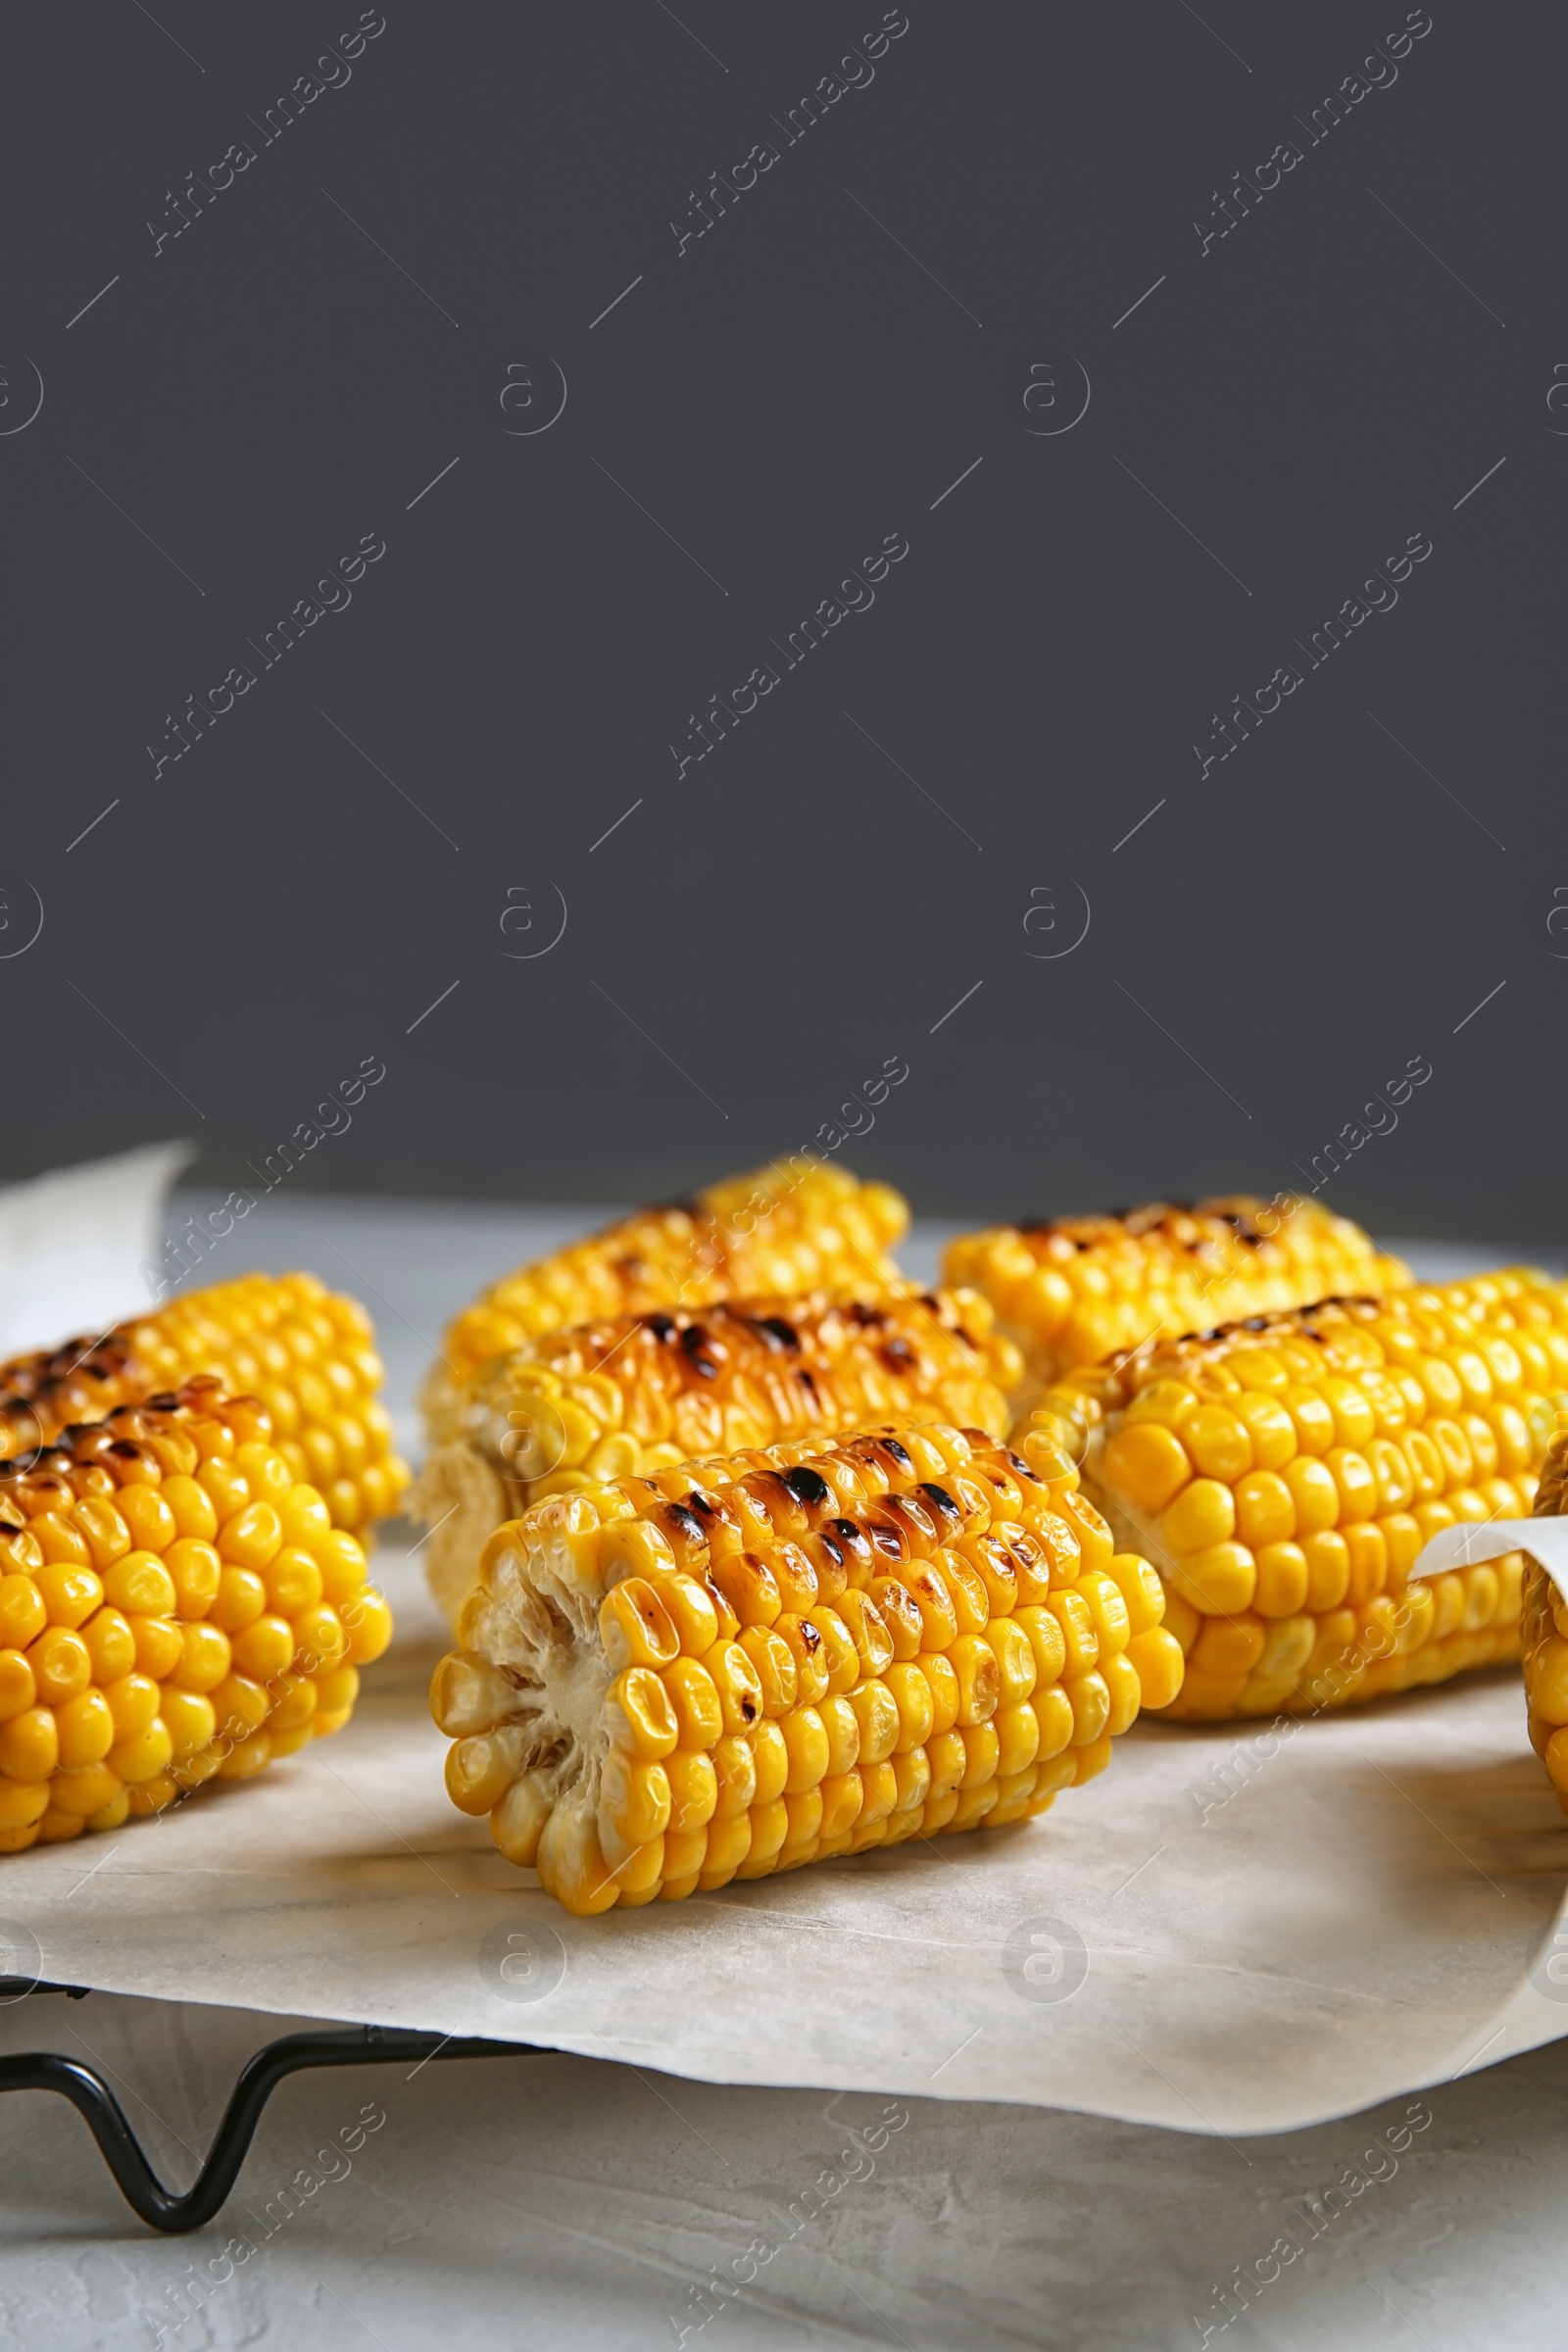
[{"x1": 1, "y1": 1194, "x2": 1562, "y2": 2350}]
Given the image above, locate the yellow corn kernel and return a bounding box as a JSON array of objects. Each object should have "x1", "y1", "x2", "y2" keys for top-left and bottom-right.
[
  {"x1": 102, "y1": 1553, "x2": 177, "y2": 1617},
  {"x1": 1125, "y1": 1627, "x2": 1184, "y2": 1709},
  {"x1": 1102, "y1": 1420, "x2": 1191, "y2": 1512},
  {"x1": 1044, "y1": 1589, "x2": 1098, "y2": 1676},
  {"x1": 1076, "y1": 1570, "x2": 1132, "y2": 1657},
  {"x1": 606, "y1": 1665, "x2": 676, "y2": 1759},
  {"x1": 1160, "y1": 1478, "x2": 1237, "y2": 1557},
  {"x1": 55, "y1": 1690, "x2": 116, "y2": 1770},
  {"x1": 850, "y1": 1679, "x2": 901, "y2": 1766},
  {"x1": 28, "y1": 1627, "x2": 90, "y2": 1706},
  {"x1": 883, "y1": 1663, "x2": 935, "y2": 1753},
  {"x1": 1192, "y1": 1616, "x2": 1265, "y2": 1678},
  {"x1": 995, "y1": 1702, "x2": 1041, "y2": 1777},
  {"x1": 599, "y1": 1750, "x2": 672, "y2": 1850},
  {"x1": 130, "y1": 1616, "x2": 183, "y2": 1681},
  {"x1": 781, "y1": 1705, "x2": 830, "y2": 1790},
  {"x1": 984, "y1": 1618, "x2": 1039, "y2": 1708},
  {"x1": 600, "y1": 1579, "x2": 680, "y2": 1672},
  {"x1": 0, "y1": 1576, "x2": 45, "y2": 1649},
  {"x1": 1032, "y1": 1682, "x2": 1075, "y2": 1758},
  {"x1": 166, "y1": 1540, "x2": 221, "y2": 1618},
  {"x1": 1165, "y1": 1543, "x2": 1256, "y2": 1617},
  {"x1": 1185, "y1": 1406, "x2": 1251, "y2": 1483},
  {"x1": 737, "y1": 1625, "x2": 800, "y2": 1716},
  {"x1": 1252, "y1": 1542, "x2": 1309, "y2": 1619},
  {"x1": 35, "y1": 1564, "x2": 105, "y2": 1631}
]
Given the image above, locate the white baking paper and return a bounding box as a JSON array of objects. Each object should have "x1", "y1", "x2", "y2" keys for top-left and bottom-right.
[
  {"x1": 1413, "y1": 1517, "x2": 1568, "y2": 1592},
  {"x1": 0, "y1": 1528, "x2": 1562, "y2": 2137},
  {"x1": 0, "y1": 1141, "x2": 193, "y2": 1354}
]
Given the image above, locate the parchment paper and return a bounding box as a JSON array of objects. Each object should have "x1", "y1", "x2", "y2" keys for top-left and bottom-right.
[
  {"x1": 0, "y1": 1141, "x2": 192, "y2": 1353},
  {"x1": 0, "y1": 1529, "x2": 1564, "y2": 2137}
]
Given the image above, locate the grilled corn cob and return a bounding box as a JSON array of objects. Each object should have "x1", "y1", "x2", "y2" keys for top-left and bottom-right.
[
  {"x1": 0, "y1": 1272, "x2": 409, "y2": 1533},
  {"x1": 1024, "y1": 1269, "x2": 1568, "y2": 1721},
  {"x1": 1522, "y1": 1427, "x2": 1568, "y2": 1810},
  {"x1": 431, "y1": 1418, "x2": 1183, "y2": 1913},
  {"x1": 947, "y1": 1197, "x2": 1408, "y2": 1392},
  {"x1": 0, "y1": 1379, "x2": 393, "y2": 1851},
  {"x1": 435, "y1": 1160, "x2": 908, "y2": 1403},
  {"x1": 416, "y1": 1289, "x2": 1024, "y2": 1627}
]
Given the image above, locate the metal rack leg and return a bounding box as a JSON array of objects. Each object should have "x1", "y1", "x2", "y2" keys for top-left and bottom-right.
[{"x1": 0, "y1": 1994, "x2": 531, "y2": 2233}]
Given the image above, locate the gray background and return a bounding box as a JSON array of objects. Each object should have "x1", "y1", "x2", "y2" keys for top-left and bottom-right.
[{"x1": 1, "y1": 2, "x2": 1557, "y2": 1239}]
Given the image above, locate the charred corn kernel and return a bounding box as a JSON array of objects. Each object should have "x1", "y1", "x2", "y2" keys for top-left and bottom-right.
[
  {"x1": 0, "y1": 1273, "x2": 406, "y2": 1535},
  {"x1": 443, "y1": 1418, "x2": 1172, "y2": 1910},
  {"x1": 0, "y1": 1383, "x2": 391, "y2": 1844},
  {"x1": 1041, "y1": 1271, "x2": 1568, "y2": 1719},
  {"x1": 415, "y1": 1276, "x2": 1017, "y2": 1628},
  {"x1": 948, "y1": 1196, "x2": 1406, "y2": 1389}
]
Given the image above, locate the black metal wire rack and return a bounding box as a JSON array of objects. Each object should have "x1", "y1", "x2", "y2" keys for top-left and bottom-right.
[{"x1": 0, "y1": 1981, "x2": 528, "y2": 2233}]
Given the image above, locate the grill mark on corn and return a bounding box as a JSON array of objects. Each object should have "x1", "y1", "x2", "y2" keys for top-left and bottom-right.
[{"x1": 436, "y1": 1417, "x2": 1178, "y2": 1910}]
